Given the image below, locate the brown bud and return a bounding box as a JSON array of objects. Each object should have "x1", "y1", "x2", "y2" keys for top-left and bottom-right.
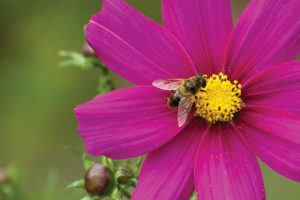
[
  {"x1": 0, "y1": 169, "x2": 9, "y2": 185},
  {"x1": 84, "y1": 164, "x2": 111, "y2": 196},
  {"x1": 117, "y1": 166, "x2": 133, "y2": 184},
  {"x1": 81, "y1": 41, "x2": 95, "y2": 57}
]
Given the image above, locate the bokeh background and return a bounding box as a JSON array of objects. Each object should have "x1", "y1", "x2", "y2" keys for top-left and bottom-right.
[{"x1": 0, "y1": 0, "x2": 299, "y2": 199}]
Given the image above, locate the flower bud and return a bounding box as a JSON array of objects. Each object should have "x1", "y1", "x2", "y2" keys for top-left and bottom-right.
[
  {"x1": 0, "y1": 169, "x2": 9, "y2": 185},
  {"x1": 84, "y1": 164, "x2": 112, "y2": 196},
  {"x1": 116, "y1": 166, "x2": 133, "y2": 184},
  {"x1": 81, "y1": 41, "x2": 95, "y2": 57}
]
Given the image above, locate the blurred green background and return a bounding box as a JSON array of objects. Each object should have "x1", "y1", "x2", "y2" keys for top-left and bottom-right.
[{"x1": 0, "y1": 0, "x2": 299, "y2": 199}]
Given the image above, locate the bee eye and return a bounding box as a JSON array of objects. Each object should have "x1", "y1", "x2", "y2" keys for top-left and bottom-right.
[{"x1": 201, "y1": 79, "x2": 207, "y2": 87}]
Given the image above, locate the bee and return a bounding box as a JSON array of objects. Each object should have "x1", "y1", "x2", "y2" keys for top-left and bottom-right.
[{"x1": 153, "y1": 74, "x2": 207, "y2": 127}]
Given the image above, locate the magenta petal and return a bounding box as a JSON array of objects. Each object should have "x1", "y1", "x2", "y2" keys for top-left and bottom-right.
[
  {"x1": 132, "y1": 122, "x2": 206, "y2": 200},
  {"x1": 74, "y1": 86, "x2": 183, "y2": 159},
  {"x1": 237, "y1": 106, "x2": 300, "y2": 182},
  {"x1": 86, "y1": 0, "x2": 196, "y2": 85},
  {"x1": 243, "y1": 62, "x2": 300, "y2": 115},
  {"x1": 163, "y1": 0, "x2": 233, "y2": 73},
  {"x1": 226, "y1": 0, "x2": 300, "y2": 82},
  {"x1": 195, "y1": 126, "x2": 265, "y2": 200}
]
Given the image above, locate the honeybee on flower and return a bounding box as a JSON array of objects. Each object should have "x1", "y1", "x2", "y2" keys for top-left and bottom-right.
[{"x1": 75, "y1": 0, "x2": 300, "y2": 199}]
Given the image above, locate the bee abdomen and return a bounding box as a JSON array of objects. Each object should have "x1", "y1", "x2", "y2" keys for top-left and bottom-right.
[{"x1": 168, "y1": 90, "x2": 183, "y2": 108}]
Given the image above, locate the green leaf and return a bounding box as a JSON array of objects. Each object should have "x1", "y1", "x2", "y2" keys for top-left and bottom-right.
[
  {"x1": 58, "y1": 51, "x2": 87, "y2": 69},
  {"x1": 102, "y1": 157, "x2": 115, "y2": 171},
  {"x1": 114, "y1": 167, "x2": 133, "y2": 185},
  {"x1": 82, "y1": 154, "x2": 95, "y2": 170},
  {"x1": 58, "y1": 50, "x2": 114, "y2": 94},
  {"x1": 110, "y1": 188, "x2": 120, "y2": 200},
  {"x1": 58, "y1": 50, "x2": 105, "y2": 70},
  {"x1": 189, "y1": 192, "x2": 197, "y2": 200},
  {"x1": 67, "y1": 179, "x2": 84, "y2": 189},
  {"x1": 1, "y1": 185, "x2": 16, "y2": 199},
  {"x1": 97, "y1": 75, "x2": 113, "y2": 94}
]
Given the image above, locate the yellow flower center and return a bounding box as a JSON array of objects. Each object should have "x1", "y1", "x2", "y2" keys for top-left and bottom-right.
[{"x1": 195, "y1": 72, "x2": 242, "y2": 124}]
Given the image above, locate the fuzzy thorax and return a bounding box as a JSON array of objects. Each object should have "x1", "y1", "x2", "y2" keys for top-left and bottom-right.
[{"x1": 195, "y1": 73, "x2": 242, "y2": 124}]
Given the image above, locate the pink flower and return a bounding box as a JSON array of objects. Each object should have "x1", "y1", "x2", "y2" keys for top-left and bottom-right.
[{"x1": 75, "y1": 0, "x2": 300, "y2": 199}]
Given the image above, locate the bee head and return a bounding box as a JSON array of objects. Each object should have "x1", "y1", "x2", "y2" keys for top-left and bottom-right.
[{"x1": 195, "y1": 74, "x2": 207, "y2": 88}]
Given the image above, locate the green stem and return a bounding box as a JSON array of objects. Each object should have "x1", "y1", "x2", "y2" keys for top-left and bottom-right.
[{"x1": 119, "y1": 187, "x2": 131, "y2": 199}]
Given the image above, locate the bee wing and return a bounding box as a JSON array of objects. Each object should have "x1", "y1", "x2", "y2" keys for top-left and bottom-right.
[
  {"x1": 152, "y1": 79, "x2": 184, "y2": 91},
  {"x1": 177, "y1": 97, "x2": 193, "y2": 127}
]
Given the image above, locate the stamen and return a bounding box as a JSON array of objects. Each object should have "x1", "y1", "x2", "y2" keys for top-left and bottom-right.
[{"x1": 195, "y1": 72, "x2": 242, "y2": 124}]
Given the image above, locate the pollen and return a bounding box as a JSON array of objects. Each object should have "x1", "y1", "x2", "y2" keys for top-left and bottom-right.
[{"x1": 195, "y1": 72, "x2": 242, "y2": 124}]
